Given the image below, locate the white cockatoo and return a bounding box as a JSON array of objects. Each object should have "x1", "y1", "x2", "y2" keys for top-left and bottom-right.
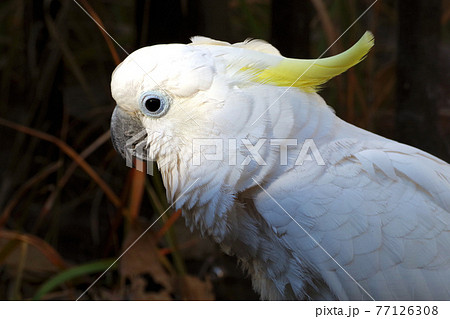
[{"x1": 110, "y1": 32, "x2": 450, "y2": 300}]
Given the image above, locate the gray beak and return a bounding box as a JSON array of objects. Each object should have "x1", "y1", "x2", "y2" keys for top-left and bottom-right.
[{"x1": 110, "y1": 106, "x2": 146, "y2": 161}]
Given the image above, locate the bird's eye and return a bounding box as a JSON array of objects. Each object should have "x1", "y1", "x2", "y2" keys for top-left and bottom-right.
[
  {"x1": 139, "y1": 91, "x2": 170, "y2": 118},
  {"x1": 145, "y1": 98, "x2": 160, "y2": 112}
]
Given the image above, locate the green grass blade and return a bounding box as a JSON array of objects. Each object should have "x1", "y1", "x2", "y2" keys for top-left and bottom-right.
[{"x1": 32, "y1": 258, "x2": 116, "y2": 300}]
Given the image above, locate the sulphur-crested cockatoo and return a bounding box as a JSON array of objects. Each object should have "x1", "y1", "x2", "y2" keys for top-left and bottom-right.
[{"x1": 110, "y1": 32, "x2": 450, "y2": 300}]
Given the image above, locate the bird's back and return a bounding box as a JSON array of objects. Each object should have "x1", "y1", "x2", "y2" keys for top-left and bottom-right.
[{"x1": 242, "y1": 95, "x2": 450, "y2": 300}]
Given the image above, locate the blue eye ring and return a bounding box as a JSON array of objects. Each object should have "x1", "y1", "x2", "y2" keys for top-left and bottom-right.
[{"x1": 139, "y1": 91, "x2": 170, "y2": 118}]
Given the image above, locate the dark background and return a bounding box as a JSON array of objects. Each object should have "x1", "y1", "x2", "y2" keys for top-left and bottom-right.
[{"x1": 0, "y1": 0, "x2": 449, "y2": 300}]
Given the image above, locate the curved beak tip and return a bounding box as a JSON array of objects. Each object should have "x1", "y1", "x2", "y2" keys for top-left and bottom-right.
[{"x1": 110, "y1": 106, "x2": 126, "y2": 159}]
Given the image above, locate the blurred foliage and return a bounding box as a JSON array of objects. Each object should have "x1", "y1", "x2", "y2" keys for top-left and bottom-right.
[{"x1": 0, "y1": 0, "x2": 449, "y2": 300}]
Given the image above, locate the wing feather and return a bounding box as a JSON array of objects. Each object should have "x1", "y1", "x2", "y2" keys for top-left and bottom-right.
[{"x1": 252, "y1": 136, "x2": 450, "y2": 300}]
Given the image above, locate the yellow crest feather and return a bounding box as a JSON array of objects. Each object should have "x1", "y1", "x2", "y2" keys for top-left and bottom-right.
[{"x1": 247, "y1": 31, "x2": 374, "y2": 92}]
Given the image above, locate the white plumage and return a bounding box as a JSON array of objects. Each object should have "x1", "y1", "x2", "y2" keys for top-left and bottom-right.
[{"x1": 110, "y1": 34, "x2": 450, "y2": 300}]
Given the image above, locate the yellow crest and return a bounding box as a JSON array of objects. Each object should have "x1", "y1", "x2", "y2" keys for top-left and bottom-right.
[{"x1": 245, "y1": 32, "x2": 374, "y2": 92}]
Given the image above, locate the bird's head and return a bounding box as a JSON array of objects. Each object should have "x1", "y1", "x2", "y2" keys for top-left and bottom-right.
[
  {"x1": 110, "y1": 43, "x2": 221, "y2": 165},
  {"x1": 110, "y1": 33, "x2": 374, "y2": 203}
]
